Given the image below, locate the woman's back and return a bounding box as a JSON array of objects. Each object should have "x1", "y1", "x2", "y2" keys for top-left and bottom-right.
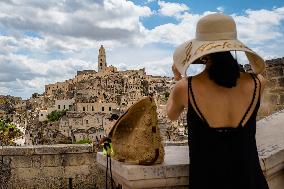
[
  {"x1": 189, "y1": 72, "x2": 261, "y2": 128},
  {"x1": 186, "y1": 73, "x2": 269, "y2": 189}
]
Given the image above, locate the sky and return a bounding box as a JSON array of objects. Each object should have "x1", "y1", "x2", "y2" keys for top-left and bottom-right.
[{"x1": 1, "y1": 0, "x2": 284, "y2": 99}]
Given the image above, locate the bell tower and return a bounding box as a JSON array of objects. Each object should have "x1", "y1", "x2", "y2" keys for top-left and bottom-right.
[{"x1": 98, "y1": 45, "x2": 107, "y2": 72}]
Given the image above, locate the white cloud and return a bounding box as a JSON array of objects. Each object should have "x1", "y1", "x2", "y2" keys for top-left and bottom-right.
[
  {"x1": 234, "y1": 8, "x2": 284, "y2": 44},
  {"x1": 158, "y1": 0, "x2": 189, "y2": 17},
  {"x1": 107, "y1": 45, "x2": 173, "y2": 75},
  {"x1": 1, "y1": 1, "x2": 284, "y2": 99},
  {"x1": 0, "y1": 86, "x2": 10, "y2": 95},
  {"x1": 144, "y1": 7, "x2": 284, "y2": 60},
  {"x1": 146, "y1": 0, "x2": 156, "y2": 4},
  {"x1": 217, "y1": 6, "x2": 225, "y2": 12},
  {"x1": 0, "y1": 52, "x2": 94, "y2": 98},
  {"x1": 142, "y1": 12, "x2": 203, "y2": 45},
  {"x1": 0, "y1": 0, "x2": 152, "y2": 43}
]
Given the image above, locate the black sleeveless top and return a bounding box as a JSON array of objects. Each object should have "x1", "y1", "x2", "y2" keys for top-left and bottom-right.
[{"x1": 187, "y1": 74, "x2": 269, "y2": 189}]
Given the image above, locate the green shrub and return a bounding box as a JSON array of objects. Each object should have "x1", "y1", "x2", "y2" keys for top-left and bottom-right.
[
  {"x1": 164, "y1": 91, "x2": 170, "y2": 100},
  {"x1": 75, "y1": 138, "x2": 92, "y2": 144},
  {"x1": 47, "y1": 110, "x2": 66, "y2": 122}
]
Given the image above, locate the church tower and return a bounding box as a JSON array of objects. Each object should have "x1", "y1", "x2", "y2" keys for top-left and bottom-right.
[{"x1": 98, "y1": 45, "x2": 107, "y2": 72}]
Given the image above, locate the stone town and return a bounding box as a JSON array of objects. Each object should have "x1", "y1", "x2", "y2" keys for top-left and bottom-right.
[
  {"x1": 0, "y1": 49, "x2": 284, "y2": 188},
  {"x1": 1, "y1": 48, "x2": 284, "y2": 146},
  {"x1": 4, "y1": 45, "x2": 187, "y2": 146}
]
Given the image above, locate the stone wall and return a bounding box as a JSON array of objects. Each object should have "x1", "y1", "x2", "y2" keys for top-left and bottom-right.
[
  {"x1": 258, "y1": 58, "x2": 284, "y2": 119},
  {"x1": 0, "y1": 144, "x2": 106, "y2": 189}
]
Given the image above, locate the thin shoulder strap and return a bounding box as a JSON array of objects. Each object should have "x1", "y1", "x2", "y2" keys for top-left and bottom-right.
[
  {"x1": 187, "y1": 77, "x2": 190, "y2": 109},
  {"x1": 255, "y1": 75, "x2": 262, "y2": 102},
  {"x1": 188, "y1": 76, "x2": 207, "y2": 122},
  {"x1": 239, "y1": 73, "x2": 258, "y2": 126}
]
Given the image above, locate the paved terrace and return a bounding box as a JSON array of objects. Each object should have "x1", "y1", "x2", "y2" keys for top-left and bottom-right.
[{"x1": 1, "y1": 110, "x2": 284, "y2": 188}]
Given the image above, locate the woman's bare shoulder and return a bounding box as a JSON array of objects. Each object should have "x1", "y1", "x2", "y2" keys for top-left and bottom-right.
[
  {"x1": 239, "y1": 72, "x2": 267, "y2": 94},
  {"x1": 176, "y1": 76, "x2": 189, "y2": 89},
  {"x1": 240, "y1": 73, "x2": 267, "y2": 85}
]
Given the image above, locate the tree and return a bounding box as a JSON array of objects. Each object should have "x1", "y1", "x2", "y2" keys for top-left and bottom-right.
[{"x1": 0, "y1": 119, "x2": 23, "y2": 146}]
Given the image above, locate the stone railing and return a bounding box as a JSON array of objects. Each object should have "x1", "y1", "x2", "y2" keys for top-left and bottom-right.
[
  {"x1": 97, "y1": 146, "x2": 189, "y2": 189},
  {"x1": 0, "y1": 144, "x2": 104, "y2": 189}
]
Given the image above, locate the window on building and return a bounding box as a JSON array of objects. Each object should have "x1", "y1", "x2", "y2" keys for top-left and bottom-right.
[
  {"x1": 83, "y1": 107, "x2": 85, "y2": 111},
  {"x1": 69, "y1": 105, "x2": 72, "y2": 109},
  {"x1": 100, "y1": 63, "x2": 102, "y2": 66},
  {"x1": 86, "y1": 120, "x2": 89, "y2": 124},
  {"x1": 92, "y1": 106, "x2": 94, "y2": 111},
  {"x1": 58, "y1": 105, "x2": 60, "y2": 109},
  {"x1": 102, "y1": 107, "x2": 104, "y2": 111},
  {"x1": 64, "y1": 105, "x2": 65, "y2": 109},
  {"x1": 109, "y1": 107, "x2": 111, "y2": 111},
  {"x1": 41, "y1": 114, "x2": 43, "y2": 116}
]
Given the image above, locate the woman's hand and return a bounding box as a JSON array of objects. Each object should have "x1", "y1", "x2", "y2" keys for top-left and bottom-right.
[{"x1": 172, "y1": 64, "x2": 182, "y2": 81}]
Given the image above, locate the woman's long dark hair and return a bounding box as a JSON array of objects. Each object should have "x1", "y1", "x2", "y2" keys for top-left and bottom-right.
[{"x1": 207, "y1": 51, "x2": 240, "y2": 88}]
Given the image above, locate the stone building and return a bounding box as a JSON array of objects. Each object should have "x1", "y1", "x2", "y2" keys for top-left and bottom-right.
[
  {"x1": 58, "y1": 111, "x2": 109, "y2": 143},
  {"x1": 75, "y1": 102, "x2": 117, "y2": 114},
  {"x1": 98, "y1": 45, "x2": 107, "y2": 72},
  {"x1": 55, "y1": 99, "x2": 75, "y2": 111},
  {"x1": 45, "y1": 81, "x2": 69, "y2": 97},
  {"x1": 38, "y1": 99, "x2": 75, "y2": 122},
  {"x1": 29, "y1": 45, "x2": 172, "y2": 144}
]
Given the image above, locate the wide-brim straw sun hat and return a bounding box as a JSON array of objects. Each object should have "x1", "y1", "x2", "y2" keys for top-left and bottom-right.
[{"x1": 173, "y1": 13, "x2": 266, "y2": 76}]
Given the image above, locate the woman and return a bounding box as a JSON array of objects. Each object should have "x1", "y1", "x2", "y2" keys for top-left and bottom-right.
[{"x1": 166, "y1": 13, "x2": 269, "y2": 189}]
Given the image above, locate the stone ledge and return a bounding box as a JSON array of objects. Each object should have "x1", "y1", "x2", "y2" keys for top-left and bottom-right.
[
  {"x1": 0, "y1": 146, "x2": 35, "y2": 156},
  {"x1": 256, "y1": 110, "x2": 284, "y2": 189},
  {"x1": 96, "y1": 146, "x2": 189, "y2": 188},
  {"x1": 0, "y1": 144, "x2": 93, "y2": 156},
  {"x1": 256, "y1": 109, "x2": 284, "y2": 173},
  {"x1": 261, "y1": 149, "x2": 284, "y2": 175}
]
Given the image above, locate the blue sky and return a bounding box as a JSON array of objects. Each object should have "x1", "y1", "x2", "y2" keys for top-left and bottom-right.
[
  {"x1": 138, "y1": 0, "x2": 284, "y2": 28},
  {"x1": 0, "y1": 0, "x2": 284, "y2": 99}
]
